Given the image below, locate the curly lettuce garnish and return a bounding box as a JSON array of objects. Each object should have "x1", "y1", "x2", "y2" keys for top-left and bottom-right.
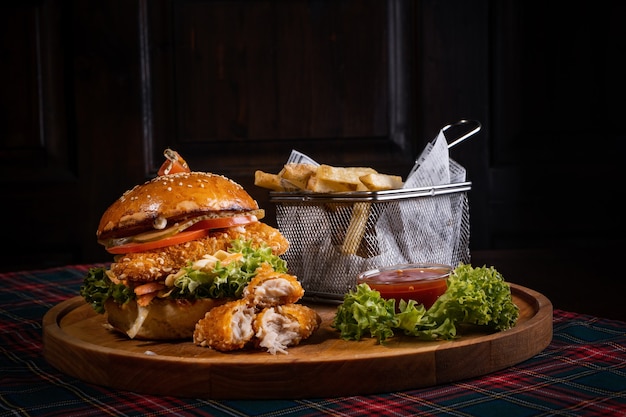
[
  {"x1": 332, "y1": 264, "x2": 520, "y2": 343},
  {"x1": 80, "y1": 267, "x2": 135, "y2": 314},
  {"x1": 80, "y1": 239, "x2": 286, "y2": 314}
]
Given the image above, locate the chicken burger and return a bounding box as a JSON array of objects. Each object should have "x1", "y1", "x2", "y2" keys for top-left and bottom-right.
[{"x1": 80, "y1": 166, "x2": 290, "y2": 340}]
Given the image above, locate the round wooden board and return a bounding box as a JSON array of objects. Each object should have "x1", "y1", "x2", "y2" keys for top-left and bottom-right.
[{"x1": 43, "y1": 284, "x2": 552, "y2": 399}]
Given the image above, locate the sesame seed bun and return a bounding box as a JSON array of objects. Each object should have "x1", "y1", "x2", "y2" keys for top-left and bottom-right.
[{"x1": 97, "y1": 172, "x2": 259, "y2": 241}]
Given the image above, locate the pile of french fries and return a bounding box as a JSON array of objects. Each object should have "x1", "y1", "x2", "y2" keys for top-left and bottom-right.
[
  {"x1": 256, "y1": 163, "x2": 404, "y2": 255},
  {"x1": 255, "y1": 163, "x2": 404, "y2": 193}
]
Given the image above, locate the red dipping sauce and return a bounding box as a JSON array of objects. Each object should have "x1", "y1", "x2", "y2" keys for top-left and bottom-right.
[{"x1": 357, "y1": 263, "x2": 451, "y2": 309}]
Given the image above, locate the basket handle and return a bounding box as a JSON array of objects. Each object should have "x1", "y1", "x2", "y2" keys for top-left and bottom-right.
[{"x1": 442, "y1": 119, "x2": 482, "y2": 149}]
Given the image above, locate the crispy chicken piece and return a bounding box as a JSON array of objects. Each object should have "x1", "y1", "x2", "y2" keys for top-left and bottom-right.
[
  {"x1": 253, "y1": 304, "x2": 321, "y2": 355},
  {"x1": 193, "y1": 263, "x2": 319, "y2": 354},
  {"x1": 110, "y1": 222, "x2": 289, "y2": 283},
  {"x1": 193, "y1": 299, "x2": 256, "y2": 352},
  {"x1": 243, "y1": 263, "x2": 305, "y2": 308},
  {"x1": 239, "y1": 221, "x2": 289, "y2": 255}
]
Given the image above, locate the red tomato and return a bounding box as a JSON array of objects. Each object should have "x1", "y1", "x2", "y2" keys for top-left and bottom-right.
[
  {"x1": 157, "y1": 149, "x2": 190, "y2": 176},
  {"x1": 186, "y1": 215, "x2": 258, "y2": 231},
  {"x1": 106, "y1": 229, "x2": 209, "y2": 254}
]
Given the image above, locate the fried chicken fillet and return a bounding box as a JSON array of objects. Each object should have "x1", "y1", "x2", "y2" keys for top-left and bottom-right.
[
  {"x1": 194, "y1": 274, "x2": 320, "y2": 354},
  {"x1": 109, "y1": 222, "x2": 289, "y2": 284}
]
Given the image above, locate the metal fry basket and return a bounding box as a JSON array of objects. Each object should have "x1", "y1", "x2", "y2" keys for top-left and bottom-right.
[{"x1": 270, "y1": 181, "x2": 472, "y2": 303}]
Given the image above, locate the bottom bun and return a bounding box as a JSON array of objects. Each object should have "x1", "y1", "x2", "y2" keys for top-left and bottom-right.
[{"x1": 105, "y1": 297, "x2": 229, "y2": 340}]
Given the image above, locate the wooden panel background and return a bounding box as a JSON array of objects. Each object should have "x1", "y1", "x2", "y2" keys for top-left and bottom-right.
[{"x1": 147, "y1": 0, "x2": 414, "y2": 179}]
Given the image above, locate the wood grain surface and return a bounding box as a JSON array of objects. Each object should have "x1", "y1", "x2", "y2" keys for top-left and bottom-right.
[{"x1": 42, "y1": 284, "x2": 552, "y2": 399}]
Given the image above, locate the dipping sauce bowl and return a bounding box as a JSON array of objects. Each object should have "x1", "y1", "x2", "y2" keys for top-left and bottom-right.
[{"x1": 357, "y1": 263, "x2": 452, "y2": 309}]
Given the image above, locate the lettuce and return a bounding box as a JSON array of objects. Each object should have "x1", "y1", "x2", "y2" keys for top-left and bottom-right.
[
  {"x1": 80, "y1": 239, "x2": 286, "y2": 314},
  {"x1": 80, "y1": 267, "x2": 135, "y2": 314},
  {"x1": 331, "y1": 283, "x2": 401, "y2": 341},
  {"x1": 425, "y1": 263, "x2": 520, "y2": 332},
  {"x1": 332, "y1": 264, "x2": 519, "y2": 343},
  {"x1": 170, "y1": 239, "x2": 286, "y2": 299}
]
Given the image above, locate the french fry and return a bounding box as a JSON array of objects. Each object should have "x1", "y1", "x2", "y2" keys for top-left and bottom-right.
[
  {"x1": 254, "y1": 160, "x2": 403, "y2": 257},
  {"x1": 342, "y1": 183, "x2": 371, "y2": 254},
  {"x1": 254, "y1": 171, "x2": 298, "y2": 191},
  {"x1": 314, "y1": 165, "x2": 378, "y2": 187},
  {"x1": 306, "y1": 175, "x2": 354, "y2": 193},
  {"x1": 359, "y1": 173, "x2": 404, "y2": 191},
  {"x1": 255, "y1": 162, "x2": 404, "y2": 193},
  {"x1": 281, "y1": 163, "x2": 317, "y2": 190}
]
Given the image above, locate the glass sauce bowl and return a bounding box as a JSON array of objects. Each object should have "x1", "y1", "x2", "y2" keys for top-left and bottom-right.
[{"x1": 357, "y1": 263, "x2": 452, "y2": 309}]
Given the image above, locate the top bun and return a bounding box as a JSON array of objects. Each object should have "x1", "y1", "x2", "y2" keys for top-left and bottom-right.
[{"x1": 97, "y1": 172, "x2": 259, "y2": 240}]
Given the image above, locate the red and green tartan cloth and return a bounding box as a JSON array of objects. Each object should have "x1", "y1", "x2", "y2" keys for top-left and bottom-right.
[{"x1": 1, "y1": 264, "x2": 625, "y2": 417}]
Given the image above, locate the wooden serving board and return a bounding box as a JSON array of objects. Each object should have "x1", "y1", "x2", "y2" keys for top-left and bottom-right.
[{"x1": 43, "y1": 284, "x2": 552, "y2": 399}]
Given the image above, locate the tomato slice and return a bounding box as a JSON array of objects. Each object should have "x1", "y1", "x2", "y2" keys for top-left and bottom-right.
[
  {"x1": 186, "y1": 215, "x2": 258, "y2": 231},
  {"x1": 106, "y1": 228, "x2": 209, "y2": 254},
  {"x1": 157, "y1": 148, "x2": 190, "y2": 176}
]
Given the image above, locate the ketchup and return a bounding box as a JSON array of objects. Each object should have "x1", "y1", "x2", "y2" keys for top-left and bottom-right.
[{"x1": 358, "y1": 265, "x2": 450, "y2": 309}]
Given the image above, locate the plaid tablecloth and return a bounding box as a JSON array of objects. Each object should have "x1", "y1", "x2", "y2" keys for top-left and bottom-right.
[{"x1": 1, "y1": 264, "x2": 625, "y2": 416}]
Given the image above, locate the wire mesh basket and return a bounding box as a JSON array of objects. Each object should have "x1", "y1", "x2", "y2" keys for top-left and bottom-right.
[{"x1": 270, "y1": 181, "x2": 472, "y2": 303}]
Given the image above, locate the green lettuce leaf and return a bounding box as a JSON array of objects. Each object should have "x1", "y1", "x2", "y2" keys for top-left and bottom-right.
[
  {"x1": 80, "y1": 267, "x2": 135, "y2": 314},
  {"x1": 332, "y1": 283, "x2": 398, "y2": 341},
  {"x1": 423, "y1": 263, "x2": 520, "y2": 332}
]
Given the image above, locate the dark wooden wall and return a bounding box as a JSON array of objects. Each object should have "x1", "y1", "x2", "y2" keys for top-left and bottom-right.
[{"x1": 2, "y1": 1, "x2": 625, "y2": 320}]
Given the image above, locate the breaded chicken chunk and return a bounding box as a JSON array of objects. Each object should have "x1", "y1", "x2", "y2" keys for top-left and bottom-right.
[
  {"x1": 243, "y1": 263, "x2": 305, "y2": 308},
  {"x1": 254, "y1": 304, "x2": 321, "y2": 354},
  {"x1": 193, "y1": 299, "x2": 256, "y2": 352}
]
